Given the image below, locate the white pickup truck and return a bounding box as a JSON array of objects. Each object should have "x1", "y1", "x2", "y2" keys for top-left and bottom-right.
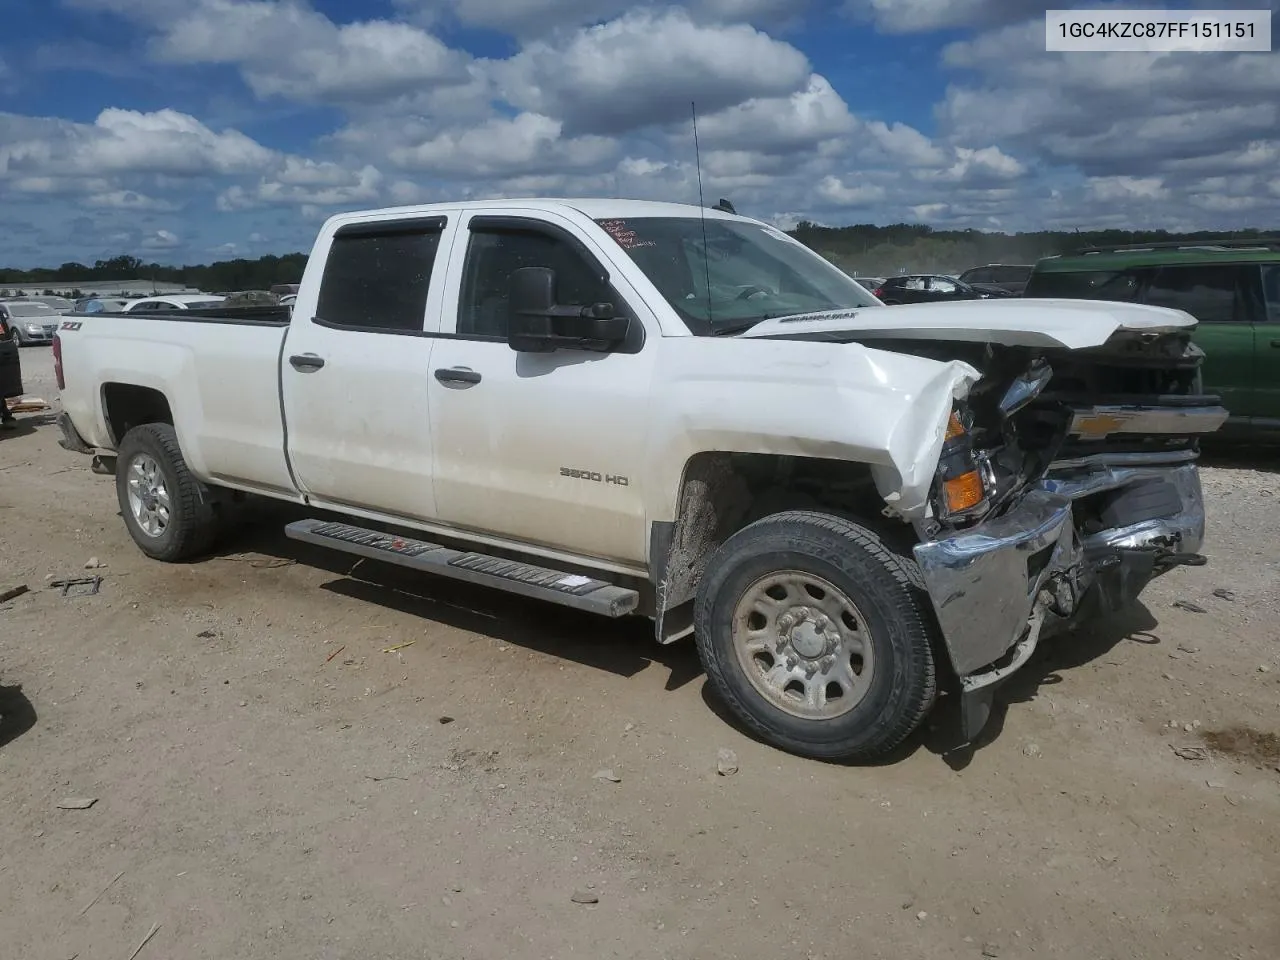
[{"x1": 54, "y1": 198, "x2": 1226, "y2": 761}]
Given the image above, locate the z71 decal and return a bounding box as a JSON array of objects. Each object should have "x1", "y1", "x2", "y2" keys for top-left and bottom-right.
[
  {"x1": 560, "y1": 467, "x2": 629, "y2": 486},
  {"x1": 60, "y1": 320, "x2": 83, "y2": 331}
]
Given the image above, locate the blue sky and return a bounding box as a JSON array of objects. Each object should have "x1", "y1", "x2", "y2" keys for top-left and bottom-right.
[{"x1": 1, "y1": 0, "x2": 1277, "y2": 267}]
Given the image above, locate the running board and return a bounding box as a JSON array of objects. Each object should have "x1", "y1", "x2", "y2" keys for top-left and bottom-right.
[{"x1": 284, "y1": 519, "x2": 640, "y2": 618}]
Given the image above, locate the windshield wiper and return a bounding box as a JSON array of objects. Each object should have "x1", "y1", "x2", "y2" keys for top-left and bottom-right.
[{"x1": 710, "y1": 316, "x2": 772, "y2": 337}]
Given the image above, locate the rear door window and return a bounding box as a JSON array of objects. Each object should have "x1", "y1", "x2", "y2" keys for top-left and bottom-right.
[
  {"x1": 1143, "y1": 265, "x2": 1244, "y2": 323},
  {"x1": 316, "y1": 218, "x2": 445, "y2": 333}
]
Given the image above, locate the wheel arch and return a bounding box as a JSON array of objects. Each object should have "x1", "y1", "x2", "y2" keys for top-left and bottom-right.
[
  {"x1": 649, "y1": 451, "x2": 907, "y2": 643},
  {"x1": 101, "y1": 382, "x2": 173, "y2": 446}
]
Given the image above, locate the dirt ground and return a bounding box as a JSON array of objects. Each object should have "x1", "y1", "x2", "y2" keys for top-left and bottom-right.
[{"x1": 3, "y1": 347, "x2": 1278, "y2": 960}]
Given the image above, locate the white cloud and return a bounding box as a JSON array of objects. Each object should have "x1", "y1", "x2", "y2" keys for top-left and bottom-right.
[
  {"x1": 94, "y1": 0, "x2": 473, "y2": 106},
  {"x1": 86, "y1": 190, "x2": 180, "y2": 211},
  {"x1": 216, "y1": 164, "x2": 383, "y2": 211},
  {"x1": 865, "y1": 120, "x2": 948, "y2": 167},
  {"x1": 843, "y1": 0, "x2": 1048, "y2": 33},
  {"x1": 0, "y1": 108, "x2": 275, "y2": 183},
  {"x1": 401, "y1": 0, "x2": 806, "y2": 36},
  {"x1": 695, "y1": 75, "x2": 856, "y2": 154},
  {"x1": 817, "y1": 176, "x2": 886, "y2": 206},
  {"x1": 1087, "y1": 176, "x2": 1169, "y2": 203},
  {"x1": 142, "y1": 229, "x2": 181, "y2": 250},
  {"x1": 495, "y1": 9, "x2": 812, "y2": 134},
  {"x1": 387, "y1": 113, "x2": 617, "y2": 177}
]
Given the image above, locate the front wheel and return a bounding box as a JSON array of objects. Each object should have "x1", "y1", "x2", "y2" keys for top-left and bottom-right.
[
  {"x1": 694, "y1": 511, "x2": 938, "y2": 762},
  {"x1": 116, "y1": 423, "x2": 220, "y2": 562}
]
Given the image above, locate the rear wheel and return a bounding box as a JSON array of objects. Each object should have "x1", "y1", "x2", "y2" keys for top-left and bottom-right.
[
  {"x1": 116, "y1": 423, "x2": 220, "y2": 561},
  {"x1": 694, "y1": 511, "x2": 937, "y2": 761}
]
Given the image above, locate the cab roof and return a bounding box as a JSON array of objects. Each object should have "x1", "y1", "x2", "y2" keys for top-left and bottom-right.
[
  {"x1": 330, "y1": 197, "x2": 760, "y2": 226},
  {"x1": 1035, "y1": 245, "x2": 1280, "y2": 273}
]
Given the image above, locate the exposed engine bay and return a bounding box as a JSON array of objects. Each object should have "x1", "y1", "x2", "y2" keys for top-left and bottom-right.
[{"x1": 885, "y1": 328, "x2": 1226, "y2": 739}]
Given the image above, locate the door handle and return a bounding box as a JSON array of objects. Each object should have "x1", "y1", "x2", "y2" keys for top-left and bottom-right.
[
  {"x1": 434, "y1": 367, "x2": 482, "y2": 385},
  {"x1": 289, "y1": 353, "x2": 325, "y2": 371},
  {"x1": 1270, "y1": 339, "x2": 1280, "y2": 348}
]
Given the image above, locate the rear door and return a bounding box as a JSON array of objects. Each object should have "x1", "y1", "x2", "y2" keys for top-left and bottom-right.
[
  {"x1": 426, "y1": 211, "x2": 656, "y2": 567},
  {"x1": 1142, "y1": 264, "x2": 1255, "y2": 418},
  {"x1": 281, "y1": 215, "x2": 451, "y2": 522}
]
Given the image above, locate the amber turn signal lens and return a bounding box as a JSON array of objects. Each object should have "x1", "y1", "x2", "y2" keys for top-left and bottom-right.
[
  {"x1": 943, "y1": 470, "x2": 985, "y2": 513},
  {"x1": 945, "y1": 412, "x2": 966, "y2": 440}
]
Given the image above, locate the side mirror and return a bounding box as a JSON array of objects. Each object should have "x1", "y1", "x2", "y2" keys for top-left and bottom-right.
[{"x1": 508, "y1": 266, "x2": 629, "y2": 353}]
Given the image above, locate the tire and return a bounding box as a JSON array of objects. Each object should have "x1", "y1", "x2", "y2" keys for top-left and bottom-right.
[
  {"x1": 116, "y1": 423, "x2": 220, "y2": 562},
  {"x1": 694, "y1": 510, "x2": 937, "y2": 762}
]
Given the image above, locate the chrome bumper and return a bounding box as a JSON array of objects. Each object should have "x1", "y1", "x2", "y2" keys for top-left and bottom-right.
[{"x1": 914, "y1": 462, "x2": 1207, "y2": 683}]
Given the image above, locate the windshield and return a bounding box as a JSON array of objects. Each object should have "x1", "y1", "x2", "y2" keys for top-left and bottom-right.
[{"x1": 594, "y1": 217, "x2": 879, "y2": 335}]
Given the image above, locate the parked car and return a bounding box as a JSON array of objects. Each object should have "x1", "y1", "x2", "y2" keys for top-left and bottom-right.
[
  {"x1": 55, "y1": 197, "x2": 1225, "y2": 761},
  {"x1": 121, "y1": 295, "x2": 227, "y2": 312},
  {"x1": 959, "y1": 264, "x2": 1034, "y2": 295},
  {"x1": 24, "y1": 295, "x2": 77, "y2": 314},
  {"x1": 966, "y1": 282, "x2": 1017, "y2": 299},
  {"x1": 76, "y1": 297, "x2": 131, "y2": 313},
  {"x1": 0, "y1": 300, "x2": 61, "y2": 345},
  {"x1": 1024, "y1": 239, "x2": 1280, "y2": 440},
  {"x1": 873, "y1": 275, "x2": 998, "y2": 304}
]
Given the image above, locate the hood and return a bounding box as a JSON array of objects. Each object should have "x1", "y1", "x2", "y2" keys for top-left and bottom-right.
[{"x1": 740, "y1": 298, "x2": 1197, "y2": 351}]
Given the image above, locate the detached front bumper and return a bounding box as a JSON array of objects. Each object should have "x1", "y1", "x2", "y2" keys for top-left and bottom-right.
[{"x1": 913, "y1": 462, "x2": 1207, "y2": 739}]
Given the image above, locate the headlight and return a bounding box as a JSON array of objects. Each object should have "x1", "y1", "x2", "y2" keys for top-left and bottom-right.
[
  {"x1": 935, "y1": 408, "x2": 990, "y2": 520},
  {"x1": 26, "y1": 324, "x2": 43, "y2": 333}
]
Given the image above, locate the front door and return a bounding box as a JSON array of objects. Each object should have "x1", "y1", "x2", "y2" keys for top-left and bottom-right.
[
  {"x1": 1252, "y1": 264, "x2": 1280, "y2": 425},
  {"x1": 426, "y1": 212, "x2": 656, "y2": 567},
  {"x1": 1142, "y1": 263, "x2": 1255, "y2": 419},
  {"x1": 282, "y1": 215, "x2": 451, "y2": 522}
]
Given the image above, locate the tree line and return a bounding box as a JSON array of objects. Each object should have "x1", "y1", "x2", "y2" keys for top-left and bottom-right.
[
  {"x1": 788, "y1": 223, "x2": 1280, "y2": 277},
  {"x1": 1, "y1": 225, "x2": 1276, "y2": 293},
  {"x1": 0, "y1": 253, "x2": 309, "y2": 295}
]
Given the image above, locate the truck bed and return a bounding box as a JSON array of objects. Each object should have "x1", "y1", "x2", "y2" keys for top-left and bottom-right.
[{"x1": 58, "y1": 309, "x2": 297, "y2": 497}]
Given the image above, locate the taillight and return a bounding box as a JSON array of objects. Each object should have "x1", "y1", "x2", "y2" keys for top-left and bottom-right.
[
  {"x1": 873, "y1": 287, "x2": 885, "y2": 298},
  {"x1": 0, "y1": 318, "x2": 9, "y2": 339},
  {"x1": 53, "y1": 334, "x2": 65, "y2": 390}
]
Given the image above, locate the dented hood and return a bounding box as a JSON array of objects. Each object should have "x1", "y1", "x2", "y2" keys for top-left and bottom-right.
[{"x1": 740, "y1": 298, "x2": 1197, "y2": 350}]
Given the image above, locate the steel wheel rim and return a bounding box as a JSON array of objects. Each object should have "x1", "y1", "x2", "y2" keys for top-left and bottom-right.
[
  {"x1": 126, "y1": 453, "x2": 171, "y2": 538},
  {"x1": 731, "y1": 570, "x2": 875, "y2": 720}
]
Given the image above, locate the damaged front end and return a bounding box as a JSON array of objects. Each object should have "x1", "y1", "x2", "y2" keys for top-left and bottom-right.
[{"x1": 909, "y1": 329, "x2": 1225, "y2": 740}]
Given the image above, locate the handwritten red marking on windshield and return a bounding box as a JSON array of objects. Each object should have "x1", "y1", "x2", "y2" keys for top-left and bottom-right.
[{"x1": 599, "y1": 219, "x2": 657, "y2": 250}]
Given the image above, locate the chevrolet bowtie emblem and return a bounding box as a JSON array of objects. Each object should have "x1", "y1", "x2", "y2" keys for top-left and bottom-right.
[{"x1": 1070, "y1": 411, "x2": 1133, "y2": 440}]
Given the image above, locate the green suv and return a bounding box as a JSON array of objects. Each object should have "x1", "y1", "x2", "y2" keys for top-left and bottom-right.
[{"x1": 1025, "y1": 241, "x2": 1280, "y2": 439}]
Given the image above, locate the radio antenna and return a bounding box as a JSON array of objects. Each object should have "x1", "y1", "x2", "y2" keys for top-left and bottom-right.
[{"x1": 691, "y1": 100, "x2": 713, "y2": 325}]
